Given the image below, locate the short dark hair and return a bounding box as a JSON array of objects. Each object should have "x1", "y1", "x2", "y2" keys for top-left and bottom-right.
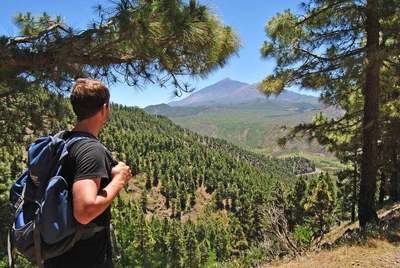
[{"x1": 70, "y1": 78, "x2": 110, "y2": 121}]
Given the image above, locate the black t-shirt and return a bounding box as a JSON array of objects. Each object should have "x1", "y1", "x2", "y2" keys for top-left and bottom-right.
[{"x1": 44, "y1": 131, "x2": 113, "y2": 268}]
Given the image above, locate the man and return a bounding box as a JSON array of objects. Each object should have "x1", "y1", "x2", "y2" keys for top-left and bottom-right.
[{"x1": 44, "y1": 78, "x2": 132, "y2": 268}]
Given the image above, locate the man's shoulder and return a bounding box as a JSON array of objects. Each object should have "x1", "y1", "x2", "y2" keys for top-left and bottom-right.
[
  {"x1": 59, "y1": 131, "x2": 97, "y2": 140},
  {"x1": 66, "y1": 133, "x2": 104, "y2": 159}
]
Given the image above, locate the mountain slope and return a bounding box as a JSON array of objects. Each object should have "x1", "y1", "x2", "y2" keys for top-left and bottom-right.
[
  {"x1": 102, "y1": 104, "x2": 314, "y2": 220},
  {"x1": 144, "y1": 78, "x2": 343, "y2": 157},
  {"x1": 168, "y1": 77, "x2": 250, "y2": 106},
  {"x1": 167, "y1": 77, "x2": 320, "y2": 106},
  {"x1": 144, "y1": 77, "x2": 324, "y2": 119}
]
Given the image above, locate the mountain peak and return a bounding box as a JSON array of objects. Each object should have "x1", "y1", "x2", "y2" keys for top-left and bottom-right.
[
  {"x1": 168, "y1": 78, "x2": 249, "y2": 106},
  {"x1": 167, "y1": 78, "x2": 318, "y2": 107}
]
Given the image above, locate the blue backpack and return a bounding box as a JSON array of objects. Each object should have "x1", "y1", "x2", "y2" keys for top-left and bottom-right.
[{"x1": 8, "y1": 132, "x2": 117, "y2": 268}]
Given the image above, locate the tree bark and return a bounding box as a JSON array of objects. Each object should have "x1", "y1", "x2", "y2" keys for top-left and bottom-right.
[
  {"x1": 358, "y1": 0, "x2": 380, "y2": 228},
  {"x1": 390, "y1": 150, "x2": 399, "y2": 201},
  {"x1": 379, "y1": 171, "x2": 385, "y2": 204},
  {"x1": 351, "y1": 163, "x2": 357, "y2": 222}
]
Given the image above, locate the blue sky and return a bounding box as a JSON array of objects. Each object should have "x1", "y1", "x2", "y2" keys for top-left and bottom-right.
[{"x1": 1, "y1": 0, "x2": 305, "y2": 108}]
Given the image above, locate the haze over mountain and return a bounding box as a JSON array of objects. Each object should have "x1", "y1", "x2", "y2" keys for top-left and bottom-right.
[
  {"x1": 144, "y1": 77, "x2": 325, "y2": 120},
  {"x1": 143, "y1": 78, "x2": 343, "y2": 158},
  {"x1": 167, "y1": 77, "x2": 320, "y2": 107}
]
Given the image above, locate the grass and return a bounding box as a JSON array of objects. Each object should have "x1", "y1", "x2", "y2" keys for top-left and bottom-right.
[
  {"x1": 288, "y1": 153, "x2": 347, "y2": 171},
  {"x1": 263, "y1": 201, "x2": 400, "y2": 268},
  {"x1": 265, "y1": 240, "x2": 400, "y2": 268}
]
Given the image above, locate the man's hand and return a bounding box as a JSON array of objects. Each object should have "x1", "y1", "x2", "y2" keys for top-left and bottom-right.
[
  {"x1": 74, "y1": 162, "x2": 133, "y2": 224},
  {"x1": 111, "y1": 162, "x2": 132, "y2": 188}
]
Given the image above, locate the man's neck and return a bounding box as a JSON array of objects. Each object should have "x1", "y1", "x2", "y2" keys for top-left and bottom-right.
[{"x1": 72, "y1": 120, "x2": 100, "y2": 138}]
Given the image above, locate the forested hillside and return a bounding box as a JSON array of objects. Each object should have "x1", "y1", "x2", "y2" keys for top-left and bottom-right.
[
  {"x1": 143, "y1": 78, "x2": 344, "y2": 158},
  {"x1": 147, "y1": 100, "x2": 341, "y2": 156},
  {"x1": 0, "y1": 103, "x2": 336, "y2": 268}
]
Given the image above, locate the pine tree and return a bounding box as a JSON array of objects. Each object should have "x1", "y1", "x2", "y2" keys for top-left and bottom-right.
[
  {"x1": 140, "y1": 189, "x2": 148, "y2": 214},
  {"x1": 215, "y1": 225, "x2": 230, "y2": 261},
  {"x1": 179, "y1": 181, "x2": 188, "y2": 211},
  {"x1": 304, "y1": 179, "x2": 333, "y2": 237},
  {"x1": 286, "y1": 176, "x2": 307, "y2": 230},
  {"x1": 260, "y1": 0, "x2": 400, "y2": 227},
  {"x1": 184, "y1": 226, "x2": 201, "y2": 268},
  {"x1": 111, "y1": 195, "x2": 137, "y2": 266},
  {"x1": 133, "y1": 212, "x2": 156, "y2": 267},
  {"x1": 0, "y1": 0, "x2": 241, "y2": 147},
  {"x1": 227, "y1": 216, "x2": 248, "y2": 255},
  {"x1": 166, "y1": 219, "x2": 185, "y2": 268}
]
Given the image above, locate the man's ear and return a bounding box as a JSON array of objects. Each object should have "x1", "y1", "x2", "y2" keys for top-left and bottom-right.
[{"x1": 101, "y1": 103, "x2": 108, "y2": 113}]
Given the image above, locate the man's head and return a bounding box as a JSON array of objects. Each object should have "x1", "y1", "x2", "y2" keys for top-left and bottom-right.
[{"x1": 71, "y1": 78, "x2": 110, "y2": 121}]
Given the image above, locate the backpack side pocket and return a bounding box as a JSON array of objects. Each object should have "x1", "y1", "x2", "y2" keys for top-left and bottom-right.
[{"x1": 37, "y1": 176, "x2": 80, "y2": 245}]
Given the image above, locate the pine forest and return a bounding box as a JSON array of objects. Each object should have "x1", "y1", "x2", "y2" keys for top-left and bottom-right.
[
  {"x1": 1, "y1": 102, "x2": 348, "y2": 267},
  {"x1": 1, "y1": 0, "x2": 400, "y2": 267}
]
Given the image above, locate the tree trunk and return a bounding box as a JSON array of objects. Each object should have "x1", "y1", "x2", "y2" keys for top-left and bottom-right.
[
  {"x1": 379, "y1": 171, "x2": 385, "y2": 204},
  {"x1": 358, "y1": 0, "x2": 380, "y2": 228},
  {"x1": 390, "y1": 151, "x2": 399, "y2": 201},
  {"x1": 351, "y1": 163, "x2": 357, "y2": 222}
]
